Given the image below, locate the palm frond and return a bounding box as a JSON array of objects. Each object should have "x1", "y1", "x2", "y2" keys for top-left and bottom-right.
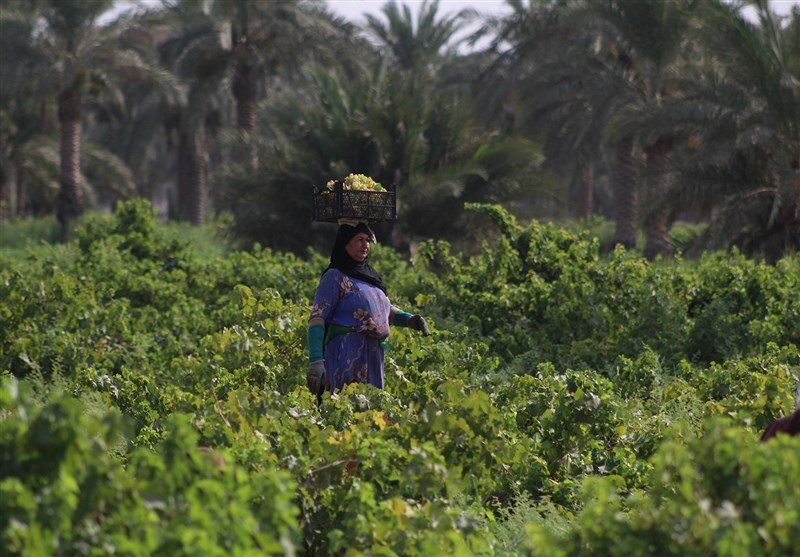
[
  {"x1": 699, "y1": 0, "x2": 800, "y2": 145},
  {"x1": 687, "y1": 188, "x2": 776, "y2": 254},
  {"x1": 17, "y1": 136, "x2": 61, "y2": 207},
  {"x1": 81, "y1": 141, "x2": 138, "y2": 201}
]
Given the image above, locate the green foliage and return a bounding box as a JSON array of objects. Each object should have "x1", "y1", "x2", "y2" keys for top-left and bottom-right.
[
  {"x1": 686, "y1": 252, "x2": 800, "y2": 362},
  {"x1": 523, "y1": 420, "x2": 800, "y2": 557},
  {"x1": 696, "y1": 344, "x2": 799, "y2": 429},
  {"x1": 2, "y1": 200, "x2": 799, "y2": 555},
  {"x1": 415, "y1": 204, "x2": 798, "y2": 371},
  {"x1": 0, "y1": 377, "x2": 299, "y2": 556}
]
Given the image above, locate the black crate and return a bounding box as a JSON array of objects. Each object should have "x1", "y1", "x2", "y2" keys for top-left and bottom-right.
[{"x1": 312, "y1": 181, "x2": 396, "y2": 223}]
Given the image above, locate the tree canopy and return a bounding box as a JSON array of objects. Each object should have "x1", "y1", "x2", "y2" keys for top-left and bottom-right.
[{"x1": 1, "y1": 0, "x2": 797, "y2": 259}]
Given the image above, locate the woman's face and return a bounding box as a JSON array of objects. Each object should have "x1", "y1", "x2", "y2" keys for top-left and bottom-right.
[{"x1": 345, "y1": 232, "x2": 371, "y2": 262}]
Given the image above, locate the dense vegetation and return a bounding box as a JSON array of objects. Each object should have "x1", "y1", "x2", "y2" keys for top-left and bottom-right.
[
  {"x1": 3, "y1": 0, "x2": 798, "y2": 553},
  {"x1": 2, "y1": 201, "x2": 799, "y2": 556}
]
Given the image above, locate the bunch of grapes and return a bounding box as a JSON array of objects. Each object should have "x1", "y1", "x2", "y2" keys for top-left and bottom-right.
[
  {"x1": 326, "y1": 173, "x2": 385, "y2": 192},
  {"x1": 316, "y1": 173, "x2": 393, "y2": 221}
]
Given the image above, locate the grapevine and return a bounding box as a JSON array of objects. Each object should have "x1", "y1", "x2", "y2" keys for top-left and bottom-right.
[{"x1": 3, "y1": 200, "x2": 799, "y2": 557}]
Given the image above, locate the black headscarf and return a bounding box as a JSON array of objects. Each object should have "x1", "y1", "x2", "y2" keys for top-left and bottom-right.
[{"x1": 325, "y1": 223, "x2": 387, "y2": 294}]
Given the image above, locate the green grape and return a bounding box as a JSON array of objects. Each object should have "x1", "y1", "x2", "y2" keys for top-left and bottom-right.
[{"x1": 343, "y1": 173, "x2": 385, "y2": 191}]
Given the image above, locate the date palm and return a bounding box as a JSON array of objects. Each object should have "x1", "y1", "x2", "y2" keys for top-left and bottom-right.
[
  {"x1": 472, "y1": 0, "x2": 595, "y2": 220},
  {"x1": 573, "y1": 0, "x2": 698, "y2": 257},
  {"x1": 221, "y1": 57, "x2": 546, "y2": 253},
  {"x1": 515, "y1": 27, "x2": 635, "y2": 221},
  {"x1": 0, "y1": 1, "x2": 171, "y2": 234},
  {"x1": 480, "y1": 0, "x2": 696, "y2": 256},
  {"x1": 623, "y1": 0, "x2": 799, "y2": 258},
  {"x1": 698, "y1": 0, "x2": 799, "y2": 257},
  {"x1": 219, "y1": 0, "x2": 546, "y2": 252},
  {"x1": 365, "y1": 0, "x2": 471, "y2": 72},
  {"x1": 0, "y1": 5, "x2": 52, "y2": 219},
  {"x1": 363, "y1": 0, "x2": 475, "y2": 186},
  {"x1": 361, "y1": 0, "x2": 549, "y2": 246},
  {"x1": 159, "y1": 0, "x2": 358, "y2": 147},
  {"x1": 79, "y1": 9, "x2": 186, "y2": 212},
  {"x1": 155, "y1": 0, "x2": 359, "y2": 224},
  {"x1": 217, "y1": 64, "x2": 390, "y2": 253}
]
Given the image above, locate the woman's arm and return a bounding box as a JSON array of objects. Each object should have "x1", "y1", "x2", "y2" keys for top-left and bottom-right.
[
  {"x1": 389, "y1": 307, "x2": 430, "y2": 336},
  {"x1": 307, "y1": 317, "x2": 325, "y2": 362},
  {"x1": 389, "y1": 307, "x2": 412, "y2": 326}
]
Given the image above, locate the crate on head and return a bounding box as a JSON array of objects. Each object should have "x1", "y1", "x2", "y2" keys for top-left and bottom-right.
[{"x1": 312, "y1": 180, "x2": 396, "y2": 223}]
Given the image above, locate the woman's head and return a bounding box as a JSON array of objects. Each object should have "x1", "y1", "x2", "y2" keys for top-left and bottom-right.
[
  {"x1": 332, "y1": 222, "x2": 376, "y2": 263},
  {"x1": 326, "y1": 222, "x2": 386, "y2": 293},
  {"x1": 346, "y1": 231, "x2": 372, "y2": 262}
]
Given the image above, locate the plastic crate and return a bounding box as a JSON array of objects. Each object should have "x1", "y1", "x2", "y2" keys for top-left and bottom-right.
[{"x1": 312, "y1": 181, "x2": 396, "y2": 223}]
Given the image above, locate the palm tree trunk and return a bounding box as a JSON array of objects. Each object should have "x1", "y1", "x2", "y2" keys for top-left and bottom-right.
[
  {"x1": 642, "y1": 207, "x2": 672, "y2": 259},
  {"x1": 233, "y1": 66, "x2": 257, "y2": 133},
  {"x1": 612, "y1": 138, "x2": 638, "y2": 249},
  {"x1": 233, "y1": 63, "x2": 259, "y2": 168},
  {"x1": 13, "y1": 161, "x2": 24, "y2": 218},
  {"x1": 0, "y1": 184, "x2": 8, "y2": 223},
  {"x1": 56, "y1": 89, "x2": 84, "y2": 238},
  {"x1": 177, "y1": 130, "x2": 207, "y2": 226},
  {"x1": 642, "y1": 137, "x2": 674, "y2": 260},
  {"x1": 573, "y1": 163, "x2": 594, "y2": 220},
  {"x1": 0, "y1": 152, "x2": 9, "y2": 223}
]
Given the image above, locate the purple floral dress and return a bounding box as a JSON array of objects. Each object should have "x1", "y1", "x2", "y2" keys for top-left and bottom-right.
[{"x1": 310, "y1": 269, "x2": 393, "y2": 392}]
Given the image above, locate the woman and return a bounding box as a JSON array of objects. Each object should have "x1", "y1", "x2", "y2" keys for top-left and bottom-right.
[{"x1": 306, "y1": 222, "x2": 430, "y2": 397}]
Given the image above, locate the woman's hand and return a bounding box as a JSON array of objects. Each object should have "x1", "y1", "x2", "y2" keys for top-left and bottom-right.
[
  {"x1": 408, "y1": 315, "x2": 431, "y2": 336},
  {"x1": 307, "y1": 360, "x2": 326, "y2": 395}
]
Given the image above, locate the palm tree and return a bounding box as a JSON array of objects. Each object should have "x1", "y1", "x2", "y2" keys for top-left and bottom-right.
[
  {"x1": 470, "y1": 1, "x2": 586, "y2": 220},
  {"x1": 80, "y1": 11, "x2": 184, "y2": 213},
  {"x1": 0, "y1": 1, "x2": 167, "y2": 230},
  {"x1": 218, "y1": 52, "x2": 549, "y2": 254},
  {"x1": 217, "y1": 64, "x2": 389, "y2": 253},
  {"x1": 0, "y1": 5, "x2": 51, "y2": 219},
  {"x1": 155, "y1": 0, "x2": 360, "y2": 224},
  {"x1": 477, "y1": 0, "x2": 697, "y2": 256},
  {"x1": 365, "y1": 0, "x2": 472, "y2": 71},
  {"x1": 361, "y1": 0, "x2": 545, "y2": 247},
  {"x1": 45, "y1": 0, "x2": 129, "y2": 234},
  {"x1": 216, "y1": 0, "x2": 550, "y2": 253},
  {"x1": 573, "y1": 0, "x2": 699, "y2": 257},
  {"x1": 363, "y1": 0, "x2": 475, "y2": 183},
  {"x1": 514, "y1": 26, "x2": 635, "y2": 222},
  {"x1": 623, "y1": 0, "x2": 800, "y2": 259}
]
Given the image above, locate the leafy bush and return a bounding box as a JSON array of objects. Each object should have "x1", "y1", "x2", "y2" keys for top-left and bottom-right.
[
  {"x1": 523, "y1": 420, "x2": 800, "y2": 557},
  {"x1": 2, "y1": 200, "x2": 798, "y2": 555},
  {"x1": 0, "y1": 378, "x2": 299, "y2": 556}
]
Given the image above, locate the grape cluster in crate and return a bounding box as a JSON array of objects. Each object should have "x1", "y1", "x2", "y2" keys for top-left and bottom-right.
[{"x1": 312, "y1": 174, "x2": 396, "y2": 223}]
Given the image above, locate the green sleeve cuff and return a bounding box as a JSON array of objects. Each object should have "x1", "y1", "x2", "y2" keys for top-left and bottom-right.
[
  {"x1": 308, "y1": 324, "x2": 324, "y2": 362},
  {"x1": 393, "y1": 310, "x2": 413, "y2": 327}
]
